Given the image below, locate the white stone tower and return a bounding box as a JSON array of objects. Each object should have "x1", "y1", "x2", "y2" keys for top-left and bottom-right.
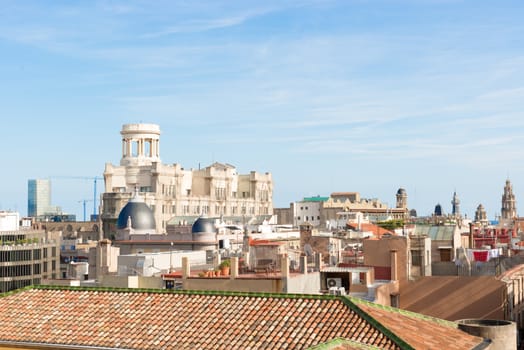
[{"x1": 120, "y1": 123, "x2": 161, "y2": 166}]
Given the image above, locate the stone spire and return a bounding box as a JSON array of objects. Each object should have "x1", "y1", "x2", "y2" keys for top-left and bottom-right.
[
  {"x1": 474, "y1": 204, "x2": 487, "y2": 224},
  {"x1": 501, "y1": 179, "x2": 517, "y2": 220},
  {"x1": 451, "y1": 191, "x2": 460, "y2": 217}
]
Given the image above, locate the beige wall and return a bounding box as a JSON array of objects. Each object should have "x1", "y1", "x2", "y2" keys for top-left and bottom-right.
[
  {"x1": 501, "y1": 265, "x2": 524, "y2": 334},
  {"x1": 99, "y1": 275, "x2": 164, "y2": 289},
  {"x1": 375, "y1": 280, "x2": 400, "y2": 306},
  {"x1": 363, "y1": 237, "x2": 408, "y2": 282}
]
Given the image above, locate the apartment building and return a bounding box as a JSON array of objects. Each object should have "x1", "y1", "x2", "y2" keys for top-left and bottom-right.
[{"x1": 0, "y1": 211, "x2": 60, "y2": 292}]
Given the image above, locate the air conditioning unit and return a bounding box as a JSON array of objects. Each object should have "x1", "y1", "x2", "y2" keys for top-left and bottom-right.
[{"x1": 326, "y1": 277, "x2": 342, "y2": 288}]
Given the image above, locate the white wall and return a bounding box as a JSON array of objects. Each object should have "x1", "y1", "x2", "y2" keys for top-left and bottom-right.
[
  {"x1": 118, "y1": 250, "x2": 207, "y2": 276},
  {"x1": 0, "y1": 212, "x2": 19, "y2": 231}
]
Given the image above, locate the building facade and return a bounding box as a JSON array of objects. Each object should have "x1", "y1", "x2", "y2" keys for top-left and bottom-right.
[
  {"x1": 101, "y1": 123, "x2": 273, "y2": 236},
  {"x1": 0, "y1": 212, "x2": 61, "y2": 292},
  {"x1": 291, "y1": 196, "x2": 328, "y2": 227},
  {"x1": 276, "y1": 189, "x2": 410, "y2": 228}
]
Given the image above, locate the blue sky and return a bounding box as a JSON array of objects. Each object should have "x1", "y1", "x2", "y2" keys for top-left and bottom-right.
[{"x1": 1, "y1": 0, "x2": 523, "y2": 220}]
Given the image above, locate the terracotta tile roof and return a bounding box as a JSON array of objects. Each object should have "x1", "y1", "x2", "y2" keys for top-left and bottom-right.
[
  {"x1": 0, "y1": 287, "x2": 485, "y2": 350},
  {"x1": 353, "y1": 299, "x2": 487, "y2": 350},
  {"x1": 347, "y1": 223, "x2": 394, "y2": 238}
]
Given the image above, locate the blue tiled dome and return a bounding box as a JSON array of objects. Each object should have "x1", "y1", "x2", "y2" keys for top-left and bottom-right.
[
  {"x1": 116, "y1": 199, "x2": 156, "y2": 230},
  {"x1": 191, "y1": 217, "x2": 215, "y2": 234}
]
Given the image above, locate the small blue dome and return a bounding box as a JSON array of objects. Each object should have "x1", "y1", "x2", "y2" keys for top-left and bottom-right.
[
  {"x1": 397, "y1": 188, "x2": 407, "y2": 195},
  {"x1": 192, "y1": 217, "x2": 215, "y2": 234},
  {"x1": 434, "y1": 204, "x2": 443, "y2": 216},
  {"x1": 116, "y1": 199, "x2": 156, "y2": 230}
]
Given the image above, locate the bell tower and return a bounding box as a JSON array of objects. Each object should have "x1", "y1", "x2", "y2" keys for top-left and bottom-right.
[
  {"x1": 396, "y1": 188, "x2": 407, "y2": 209},
  {"x1": 501, "y1": 179, "x2": 517, "y2": 220}
]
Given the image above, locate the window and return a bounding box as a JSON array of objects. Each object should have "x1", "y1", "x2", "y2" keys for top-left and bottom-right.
[
  {"x1": 145, "y1": 140, "x2": 151, "y2": 157},
  {"x1": 131, "y1": 140, "x2": 138, "y2": 156},
  {"x1": 215, "y1": 187, "x2": 226, "y2": 200},
  {"x1": 439, "y1": 248, "x2": 451, "y2": 262},
  {"x1": 411, "y1": 250, "x2": 422, "y2": 266}
]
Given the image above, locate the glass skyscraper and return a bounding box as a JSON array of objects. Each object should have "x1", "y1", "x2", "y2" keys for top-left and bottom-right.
[{"x1": 27, "y1": 179, "x2": 51, "y2": 217}]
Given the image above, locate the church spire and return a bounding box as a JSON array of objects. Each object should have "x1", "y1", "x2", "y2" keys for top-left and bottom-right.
[{"x1": 501, "y1": 179, "x2": 517, "y2": 220}]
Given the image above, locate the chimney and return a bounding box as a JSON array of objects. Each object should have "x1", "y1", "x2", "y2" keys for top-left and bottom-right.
[
  {"x1": 390, "y1": 250, "x2": 398, "y2": 281},
  {"x1": 181, "y1": 256, "x2": 190, "y2": 279},
  {"x1": 230, "y1": 257, "x2": 239, "y2": 279},
  {"x1": 281, "y1": 254, "x2": 289, "y2": 278},
  {"x1": 469, "y1": 223, "x2": 474, "y2": 249}
]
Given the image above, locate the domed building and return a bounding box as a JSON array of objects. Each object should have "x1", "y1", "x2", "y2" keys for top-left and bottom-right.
[
  {"x1": 474, "y1": 204, "x2": 488, "y2": 225},
  {"x1": 112, "y1": 195, "x2": 219, "y2": 254},
  {"x1": 434, "y1": 204, "x2": 443, "y2": 217},
  {"x1": 101, "y1": 123, "x2": 274, "y2": 237},
  {"x1": 396, "y1": 188, "x2": 407, "y2": 209},
  {"x1": 115, "y1": 193, "x2": 157, "y2": 240},
  {"x1": 191, "y1": 216, "x2": 218, "y2": 251}
]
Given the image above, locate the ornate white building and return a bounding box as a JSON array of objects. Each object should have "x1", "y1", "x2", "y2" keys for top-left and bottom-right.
[{"x1": 101, "y1": 123, "x2": 273, "y2": 236}]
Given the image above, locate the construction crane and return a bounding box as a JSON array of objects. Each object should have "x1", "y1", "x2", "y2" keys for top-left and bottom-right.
[
  {"x1": 78, "y1": 199, "x2": 93, "y2": 222},
  {"x1": 50, "y1": 176, "x2": 103, "y2": 220}
]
